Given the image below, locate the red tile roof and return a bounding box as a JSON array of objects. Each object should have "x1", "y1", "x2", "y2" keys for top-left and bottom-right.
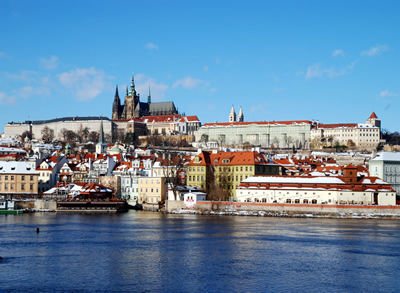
[
  {"x1": 203, "y1": 120, "x2": 312, "y2": 127},
  {"x1": 369, "y1": 112, "x2": 378, "y2": 119}
]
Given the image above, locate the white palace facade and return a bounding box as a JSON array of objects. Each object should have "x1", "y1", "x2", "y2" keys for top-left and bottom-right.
[{"x1": 236, "y1": 165, "x2": 396, "y2": 206}]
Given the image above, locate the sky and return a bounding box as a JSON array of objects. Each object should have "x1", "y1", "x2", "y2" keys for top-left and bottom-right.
[{"x1": 1, "y1": 1, "x2": 400, "y2": 134}]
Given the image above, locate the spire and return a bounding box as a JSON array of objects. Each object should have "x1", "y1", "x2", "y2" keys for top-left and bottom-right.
[
  {"x1": 126, "y1": 86, "x2": 128, "y2": 97},
  {"x1": 229, "y1": 105, "x2": 236, "y2": 122},
  {"x1": 238, "y1": 106, "x2": 244, "y2": 122},
  {"x1": 99, "y1": 119, "x2": 104, "y2": 144},
  {"x1": 114, "y1": 84, "x2": 119, "y2": 99},
  {"x1": 148, "y1": 85, "x2": 151, "y2": 104},
  {"x1": 129, "y1": 73, "x2": 136, "y2": 96}
]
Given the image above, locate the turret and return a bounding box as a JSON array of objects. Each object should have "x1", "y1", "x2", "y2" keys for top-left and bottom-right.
[
  {"x1": 129, "y1": 73, "x2": 136, "y2": 96},
  {"x1": 238, "y1": 106, "x2": 244, "y2": 122},
  {"x1": 229, "y1": 105, "x2": 236, "y2": 122}
]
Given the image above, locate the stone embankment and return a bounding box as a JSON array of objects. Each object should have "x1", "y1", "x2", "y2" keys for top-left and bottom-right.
[
  {"x1": 16, "y1": 200, "x2": 56, "y2": 212},
  {"x1": 168, "y1": 201, "x2": 400, "y2": 219}
]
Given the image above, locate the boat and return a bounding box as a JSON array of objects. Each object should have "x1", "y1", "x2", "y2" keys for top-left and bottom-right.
[
  {"x1": 0, "y1": 200, "x2": 23, "y2": 215},
  {"x1": 56, "y1": 198, "x2": 129, "y2": 213}
]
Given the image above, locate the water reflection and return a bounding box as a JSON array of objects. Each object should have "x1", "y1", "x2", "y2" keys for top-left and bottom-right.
[{"x1": 1, "y1": 212, "x2": 400, "y2": 292}]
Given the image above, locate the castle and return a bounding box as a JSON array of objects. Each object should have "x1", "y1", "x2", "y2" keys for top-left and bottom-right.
[{"x1": 112, "y1": 75, "x2": 178, "y2": 120}]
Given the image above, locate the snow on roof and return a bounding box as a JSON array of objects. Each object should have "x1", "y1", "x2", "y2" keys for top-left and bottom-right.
[
  {"x1": 0, "y1": 161, "x2": 39, "y2": 174},
  {"x1": 371, "y1": 152, "x2": 400, "y2": 162},
  {"x1": 243, "y1": 176, "x2": 344, "y2": 184}
]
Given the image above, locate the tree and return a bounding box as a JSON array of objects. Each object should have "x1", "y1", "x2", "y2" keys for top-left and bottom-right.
[
  {"x1": 21, "y1": 130, "x2": 32, "y2": 141},
  {"x1": 200, "y1": 134, "x2": 209, "y2": 146},
  {"x1": 41, "y1": 126, "x2": 54, "y2": 142},
  {"x1": 76, "y1": 124, "x2": 90, "y2": 143},
  {"x1": 88, "y1": 131, "x2": 99, "y2": 143},
  {"x1": 272, "y1": 137, "x2": 280, "y2": 149},
  {"x1": 242, "y1": 142, "x2": 253, "y2": 150},
  {"x1": 286, "y1": 136, "x2": 294, "y2": 148}
]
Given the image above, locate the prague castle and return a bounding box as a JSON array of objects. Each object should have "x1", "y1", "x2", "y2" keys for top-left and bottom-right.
[{"x1": 112, "y1": 75, "x2": 178, "y2": 120}]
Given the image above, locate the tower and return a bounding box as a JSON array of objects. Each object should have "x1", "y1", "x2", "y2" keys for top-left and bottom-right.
[
  {"x1": 96, "y1": 119, "x2": 107, "y2": 155},
  {"x1": 229, "y1": 105, "x2": 236, "y2": 122},
  {"x1": 366, "y1": 112, "x2": 381, "y2": 129},
  {"x1": 112, "y1": 85, "x2": 121, "y2": 120},
  {"x1": 238, "y1": 106, "x2": 244, "y2": 122},
  {"x1": 148, "y1": 86, "x2": 151, "y2": 104}
]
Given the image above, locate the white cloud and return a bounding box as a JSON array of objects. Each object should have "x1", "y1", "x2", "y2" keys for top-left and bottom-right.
[
  {"x1": 19, "y1": 86, "x2": 51, "y2": 99},
  {"x1": 58, "y1": 67, "x2": 106, "y2": 101},
  {"x1": 306, "y1": 62, "x2": 355, "y2": 80},
  {"x1": 306, "y1": 64, "x2": 323, "y2": 79},
  {"x1": 332, "y1": 49, "x2": 344, "y2": 57},
  {"x1": 40, "y1": 56, "x2": 59, "y2": 70},
  {"x1": 134, "y1": 73, "x2": 168, "y2": 101},
  {"x1": 380, "y1": 90, "x2": 398, "y2": 98},
  {"x1": 0, "y1": 52, "x2": 5, "y2": 58},
  {"x1": 361, "y1": 45, "x2": 388, "y2": 57},
  {"x1": 209, "y1": 88, "x2": 217, "y2": 92},
  {"x1": 0, "y1": 91, "x2": 16, "y2": 104},
  {"x1": 273, "y1": 88, "x2": 285, "y2": 92},
  {"x1": 204, "y1": 66, "x2": 208, "y2": 72},
  {"x1": 145, "y1": 43, "x2": 159, "y2": 50},
  {"x1": 172, "y1": 77, "x2": 204, "y2": 89},
  {"x1": 6, "y1": 70, "x2": 38, "y2": 82},
  {"x1": 216, "y1": 58, "x2": 221, "y2": 64},
  {"x1": 250, "y1": 102, "x2": 269, "y2": 113}
]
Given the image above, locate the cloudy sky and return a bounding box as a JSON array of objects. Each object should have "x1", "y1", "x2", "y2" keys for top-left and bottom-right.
[{"x1": 1, "y1": 1, "x2": 399, "y2": 133}]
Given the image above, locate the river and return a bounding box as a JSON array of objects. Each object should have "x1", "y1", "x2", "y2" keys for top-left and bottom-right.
[{"x1": 1, "y1": 212, "x2": 400, "y2": 292}]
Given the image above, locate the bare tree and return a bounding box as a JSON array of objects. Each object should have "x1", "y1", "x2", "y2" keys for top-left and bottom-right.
[
  {"x1": 88, "y1": 131, "x2": 99, "y2": 143},
  {"x1": 21, "y1": 130, "x2": 33, "y2": 141},
  {"x1": 272, "y1": 137, "x2": 280, "y2": 149},
  {"x1": 41, "y1": 126, "x2": 55, "y2": 142}
]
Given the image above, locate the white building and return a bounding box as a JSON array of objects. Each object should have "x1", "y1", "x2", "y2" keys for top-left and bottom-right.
[
  {"x1": 310, "y1": 112, "x2": 381, "y2": 150},
  {"x1": 236, "y1": 165, "x2": 396, "y2": 205},
  {"x1": 369, "y1": 152, "x2": 400, "y2": 196}
]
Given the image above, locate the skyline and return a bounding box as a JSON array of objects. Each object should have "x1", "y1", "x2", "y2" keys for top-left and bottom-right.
[{"x1": 1, "y1": 1, "x2": 400, "y2": 134}]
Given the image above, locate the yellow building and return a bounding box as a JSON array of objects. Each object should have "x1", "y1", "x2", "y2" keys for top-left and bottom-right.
[
  {"x1": 138, "y1": 176, "x2": 167, "y2": 209},
  {"x1": 187, "y1": 151, "x2": 279, "y2": 199},
  {"x1": 0, "y1": 162, "x2": 39, "y2": 198}
]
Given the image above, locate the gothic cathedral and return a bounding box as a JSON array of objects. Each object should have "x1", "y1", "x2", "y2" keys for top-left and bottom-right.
[{"x1": 112, "y1": 74, "x2": 178, "y2": 120}]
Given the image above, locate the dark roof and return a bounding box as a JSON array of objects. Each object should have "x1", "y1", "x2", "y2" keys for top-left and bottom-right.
[{"x1": 8, "y1": 116, "x2": 111, "y2": 125}]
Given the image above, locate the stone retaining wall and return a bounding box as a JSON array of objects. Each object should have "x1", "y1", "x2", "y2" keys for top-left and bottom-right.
[{"x1": 193, "y1": 201, "x2": 400, "y2": 216}]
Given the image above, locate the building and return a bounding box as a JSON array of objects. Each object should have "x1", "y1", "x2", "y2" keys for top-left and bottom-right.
[
  {"x1": 4, "y1": 116, "x2": 112, "y2": 142},
  {"x1": 138, "y1": 176, "x2": 167, "y2": 210},
  {"x1": 0, "y1": 161, "x2": 39, "y2": 198},
  {"x1": 369, "y1": 152, "x2": 400, "y2": 196},
  {"x1": 187, "y1": 150, "x2": 280, "y2": 199},
  {"x1": 310, "y1": 112, "x2": 381, "y2": 150},
  {"x1": 236, "y1": 164, "x2": 396, "y2": 205},
  {"x1": 195, "y1": 120, "x2": 312, "y2": 148},
  {"x1": 112, "y1": 75, "x2": 178, "y2": 120},
  {"x1": 36, "y1": 156, "x2": 68, "y2": 193}
]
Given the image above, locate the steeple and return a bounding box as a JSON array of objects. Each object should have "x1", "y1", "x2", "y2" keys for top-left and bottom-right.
[
  {"x1": 96, "y1": 119, "x2": 107, "y2": 155},
  {"x1": 238, "y1": 106, "x2": 244, "y2": 122},
  {"x1": 129, "y1": 73, "x2": 136, "y2": 96},
  {"x1": 229, "y1": 105, "x2": 236, "y2": 122},
  {"x1": 112, "y1": 85, "x2": 121, "y2": 120},
  {"x1": 99, "y1": 119, "x2": 104, "y2": 144},
  {"x1": 126, "y1": 86, "x2": 129, "y2": 97},
  {"x1": 148, "y1": 86, "x2": 151, "y2": 104}
]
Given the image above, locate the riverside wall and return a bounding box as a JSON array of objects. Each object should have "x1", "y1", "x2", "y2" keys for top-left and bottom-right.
[
  {"x1": 192, "y1": 201, "x2": 400, "y2": 216},
  {"x1": 16, "y1": 200, "x2": 57, "y2": 211}
]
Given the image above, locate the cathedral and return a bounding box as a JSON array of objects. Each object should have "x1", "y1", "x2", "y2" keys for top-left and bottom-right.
[{"x1": 112, "y1": 75, "x2": 178, "y2": 120}]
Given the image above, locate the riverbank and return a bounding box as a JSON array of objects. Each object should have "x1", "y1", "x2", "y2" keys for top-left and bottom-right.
[{"x1": 167, "y1": 201, "x2": 400, "y2": 219}]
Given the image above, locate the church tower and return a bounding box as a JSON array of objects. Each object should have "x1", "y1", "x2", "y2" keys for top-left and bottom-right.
[
  {"x1": 366, "y1": 112, "x2": 381, "y2": 129},
  {"x1": 229, "y1": 105, "x2": 236, "y2": 122},
  {"x1": 112, "y1": 85, "x2": 121, "y2": 120},
  {"x1": 238, "y1": 106, "x2": 244, "y2": 122},
  {"x1": 96, "y1": 119, "x2": 107, "y2": 155},
  {"x1": 148, "y1": 86, "x2": 151, "y2": 104}
]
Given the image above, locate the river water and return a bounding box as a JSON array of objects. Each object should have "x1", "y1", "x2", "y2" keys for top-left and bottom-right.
[{"x1": 1, "y1": 212, "x2": 400, "y2": 292}]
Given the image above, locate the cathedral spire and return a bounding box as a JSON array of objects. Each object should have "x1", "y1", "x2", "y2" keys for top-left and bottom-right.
[
  {"x1": 129, "y1": 73, "x2": 136, "y2": 96},
  {"x1": 112, "y1": 85, "x2": 121, "y2": 120},
  {"x1": 148, "y1": 85, "x2": 151, "y2": 104},
  {"x1": 114, "y1": 84, "x2": 119, "y2": 99}
]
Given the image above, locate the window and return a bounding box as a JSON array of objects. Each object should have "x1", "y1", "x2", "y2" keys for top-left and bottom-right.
[
  {"x1": 5, "y1": 184, "x2": 8, "y2": 190},
  {"x1": 286, "y1": 199, "x2": 291, "y2": 203},
  {"x1": 21, "y1": 176, "x2": 25, "y2": 181},
  {"x1": 312, "y1": 199, "x2": 317, "y2": 204},
  {"x1": 21, "y1": 184, "x2": 25, "y2": 190},
  {"x1": 5, "y1": 176, "x2": 8, "y2": 180},
  {"x1": 10, "y1": 184, "x2": 14, "y2": 190}
]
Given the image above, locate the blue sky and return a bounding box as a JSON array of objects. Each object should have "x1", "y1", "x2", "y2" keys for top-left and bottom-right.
[{"x1": 1, "y1": 1, "x2": 399, "y2": 134}]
